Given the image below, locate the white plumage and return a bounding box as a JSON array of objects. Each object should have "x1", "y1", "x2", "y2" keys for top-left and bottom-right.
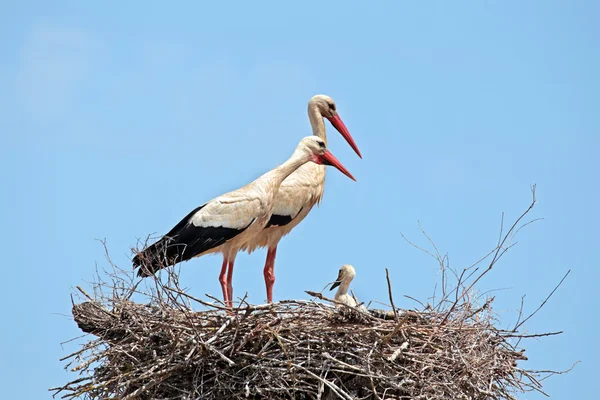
[
  {"x1": 330, "y1": 264, "x2": 358, "y2": 307},
  {"x1": 133, "y1": 136, "x2": 355, "y2": 308},
  {"x1": 241, "y1": 95, "x2": 362, "y2": 303}
]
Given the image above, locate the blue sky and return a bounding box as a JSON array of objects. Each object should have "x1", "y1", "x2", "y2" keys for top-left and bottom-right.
[{"x1": 1, "y1": 1, "x2": 598, "y2": 398}]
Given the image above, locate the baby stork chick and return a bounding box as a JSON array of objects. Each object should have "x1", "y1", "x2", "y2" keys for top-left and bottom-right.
[{"x1": 330, "y1": 264, "x2": 358, "y2": 307}]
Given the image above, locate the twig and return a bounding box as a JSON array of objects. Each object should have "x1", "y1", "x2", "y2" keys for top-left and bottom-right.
[
  {"x1": 440, "y1": 185, "x2": 538, "y2": 325},
  {"x1": 514, "y1": 270, "x2": 571, "y2": 331},
  {"x1": 386, "y1": 268, "x2": 399, "y2": 321},
  {"x1": 290, "y1": 363, "x2": 354, "y2": 400}
]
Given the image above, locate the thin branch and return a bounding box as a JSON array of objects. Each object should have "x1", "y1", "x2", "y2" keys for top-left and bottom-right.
[
  {"x1": 514, "y1": 270, "x2": 571, "y2": 331},
  {"x1": 386, "y1": 268, "x2": 399, "y2": 321},
  {"x1": 441, "y1": 185, "x2": 538, "y2": 325}
]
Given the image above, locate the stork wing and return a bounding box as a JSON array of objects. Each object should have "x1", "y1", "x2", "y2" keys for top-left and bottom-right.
[{"x1": 135, "y1": 191, "x2": 262, "y2": 275}]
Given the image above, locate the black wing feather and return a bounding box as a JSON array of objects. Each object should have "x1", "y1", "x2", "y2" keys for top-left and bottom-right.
[
  {"x1": 133, "y1": 204, "x2": 254, "y2": 277},
  {"x1": 266, "y1": 214, "x2": 293, "y2": 228},
  {"x1": 265, "y1": 207, "x2": 304, "y2": 228}
]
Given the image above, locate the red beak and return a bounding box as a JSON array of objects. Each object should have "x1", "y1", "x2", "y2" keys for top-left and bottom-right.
[
  {"x1": 327, "y1": 114, "x2": 362, "y2": 159},
  {"x1": 320, "y1": 150, "x2": 356, "y2": 181}
]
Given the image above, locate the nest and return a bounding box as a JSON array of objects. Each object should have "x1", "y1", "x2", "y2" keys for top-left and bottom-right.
[
  {"x1": 52, "y1": 280, "x2": 557, "y2": 400},
  {"x1": 51, "y1": 188, "x2": 567, "y2": 399}
]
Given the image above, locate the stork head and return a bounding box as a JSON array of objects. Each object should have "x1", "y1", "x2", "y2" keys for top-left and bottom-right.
[
  {"x1": 296, "y1": 136, "x2": 356, "y2": 181},
  {"x1": 310, "y1": 94, "x2": 338, "y2": 120},
  {"x1": 309, "y1": 94, "x2": 362, "y2": 159},
  {"x1": 330, "y1": 264, "x2": 356, "y2": 290}
]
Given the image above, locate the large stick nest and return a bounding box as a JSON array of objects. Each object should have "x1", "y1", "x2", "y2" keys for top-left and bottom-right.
[
  {"x1": 52, "y1": 187, "x2": 568, "y2": 399},
  {"x1": 53, "y1": 283, "x2": 554, "y2": 400}
]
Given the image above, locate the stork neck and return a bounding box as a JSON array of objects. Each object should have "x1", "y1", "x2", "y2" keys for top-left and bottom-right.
[
  {"x1": 335, "y1": 279, "x2": 352, "y2": 297},
  {"x1": 268, "y1": 150, "x2": 312, "y2": 188},
  {"x1": 308, "y1": 103, "x2": 327, "y2": 144}
]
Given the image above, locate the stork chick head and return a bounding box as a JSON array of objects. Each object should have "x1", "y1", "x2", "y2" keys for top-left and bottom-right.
[{"x1": 330, "y1": 264, "x2": 356, "y2": 290}]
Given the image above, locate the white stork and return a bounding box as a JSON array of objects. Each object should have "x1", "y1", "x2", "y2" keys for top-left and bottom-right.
[
  {"x1": 133, "y1": 136, "x2": 355, "y2": 308},
  {"x1": 241, "y1": 95, "x2": 362, "y2": 303},
  {"x1": 330, "y1": 264, "x2": 358, "y2": 307}
]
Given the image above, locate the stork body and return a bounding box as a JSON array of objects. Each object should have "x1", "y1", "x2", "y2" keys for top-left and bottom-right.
[
  {"x1": 241, "y1": 95, "x2": 362, "y2": 303},
  {"x1": 330, "y1": 264, "x2": 358, "y2": 307},
  {"x1": 133, "y1": 136, "x2": 355, "y2": 308}
]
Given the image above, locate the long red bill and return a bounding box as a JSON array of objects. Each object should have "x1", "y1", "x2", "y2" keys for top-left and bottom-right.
[
  {"x1": 328, "y1": 114, "x2": 362, "y2": 159},
  {"x1": 321, "y1": 150, "x2": 356, "y2": 181}
]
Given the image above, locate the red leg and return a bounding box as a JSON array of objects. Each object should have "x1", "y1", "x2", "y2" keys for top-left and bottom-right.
[
  {"x1": 218, "y1": 257, "x2": 229, "y2": 306},
  {"x1": 226, "y1": 259, "x2": 235, "y2": 308},
  {"x1": 263, "y1": 246, "x2": 278, "y2": 303}
]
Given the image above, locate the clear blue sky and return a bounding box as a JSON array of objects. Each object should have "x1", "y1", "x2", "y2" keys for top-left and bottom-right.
[{"x1": 1, "y1": 1, "x2": 598, "y2": 398}]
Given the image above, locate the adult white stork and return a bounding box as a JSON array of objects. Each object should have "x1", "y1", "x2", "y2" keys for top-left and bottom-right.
[
  {"x1": 330, "y1": 264, "x2": 358, "y2": 307},
  {"x1": 133, "y1": 136, "x2": 355, "y2": 308},
  {"x1": 241, "y1": 95, "x2": 362, "y2": 303}
]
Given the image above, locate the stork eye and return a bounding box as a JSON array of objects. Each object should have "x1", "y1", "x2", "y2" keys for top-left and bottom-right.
[
  {"x1": 318, "y1": 140, "x2": 326, "y2": 149},
  {"x1": 328, "y1": 103, "x2": 336, "y2": 110}
]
